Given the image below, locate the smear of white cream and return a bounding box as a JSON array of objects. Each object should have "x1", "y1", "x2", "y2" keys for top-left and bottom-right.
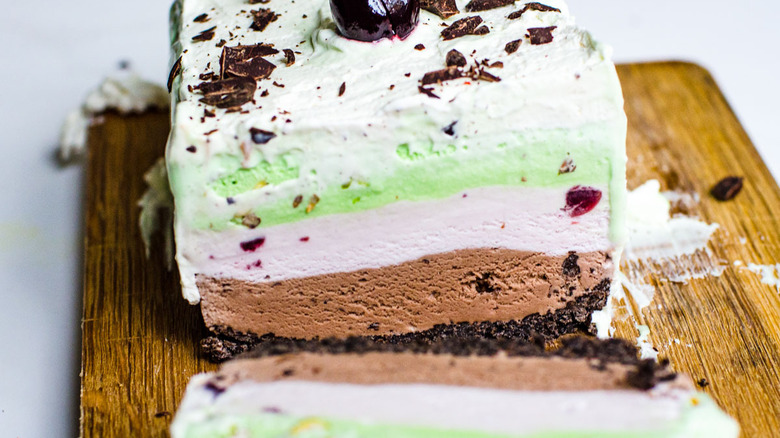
[
  {"x1": 139, "y1": 158, "x2": 175, "y2": 269},
  {"x1": 58, "y1": 71, "x2": 169, "y2": 164}
]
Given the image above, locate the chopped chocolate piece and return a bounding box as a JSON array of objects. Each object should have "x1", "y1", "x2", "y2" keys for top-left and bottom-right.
[
  {"x1": 465, "y1": 0, "x2": 513, "y2": 12},
  {"x1": 240, "y1": 237, "x2": 266, "y2": 252},
  {"x1": 198, "y1": 76, "x2": 257, "y2": 109},
  {"x1": 167, "y1": 56, "x2": 182, "y2": 92},
  {"x1": 193, "y1": 13, "x2": 210, "y2": 22},
  {"x1": 241, "y1": 212, "x2": 262, "y2": 229},
  {"x1": 562, "y1": 253, "x2": 580, "y2": 277},
  {"x1": 509, "y1": 2, "x2": 560, "y2": 20},
  {"x1": 443, "y1": 121, "x2": 457, "y2": 136},
  {"x1": 487, "y1": 61, "x2": 504, "y2": 68},
  {"x1": 204, "y1": 109, "x2": 216, "y2": 117},
  {"x1": 216, "y1": 39, "x2": 227, "y2": 48},
  {"x1": 186, "y1": 146, "x2": 197, "y2": 153},
  {"x1": 418, "y1": 86, "x2": 440, "y2": 99},
  {"x1": 473, "y1": 25, "x2": 490, "y2": 35},
  {"x1": 250, "y1": 127, "x2": 276, "y2": 144},
  {"x1": 420, "y1": 0, "x2": 459, "y2": 18},
  {"x1": 710, "y1": 176, "x2": 743, "y2": 201},
  {"x1": 192, "y1": 26, "x2": 217, "y2": 42},
  {"x1": 221, "y1": 44, "x2": 278, "y2": 80},
  {"x1": 527, "y1": 26, "x2": 556, "y2": 45},
  {"x1": 260, "y1": 90, "x2": 269, "y2": 97},
  {"x1": 421, "y1": 66, "x2": 464, "y2": 85},
  {"x1": 441, "y1": 16, "x2": 484, "y2": 40},
  {"x1": 474, "y1": 68, "x2": 501, "y2": 82},
  {"x1": 338, "y1": 82, "x2": 346, "y2": 97},
  {"x1": 559, "y1": 157, "x2": 576, "y2": 174},
  {"x1": 292, "y1": 195, "x2": 303, "y2": 208},
  {"x1": 282, "y1": 48, "x2": 295, "y2": 66},
  {"x1": 249, "y1": 0, "x2": 271, "y2": 3},
  {"x1": 199, "y1": 72, "x2": 217, "y2": 81},
  {"x1": 272, "y1": 81, "x2": 284, "y2": 88},
  {"x1": 504, "y1": 39, "x2": 522, "y2": 54},
  {"x1": 414, "y1": 43, "x2": 426, "y2": 50},
  {"x1": 250, "y1": 8, "x2": 280, "y2": 32},
  {"x1": 446, "y1": 49, "x2": 467, "y2": 67}
]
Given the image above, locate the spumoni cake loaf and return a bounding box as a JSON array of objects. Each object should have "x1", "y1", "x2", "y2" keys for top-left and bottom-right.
[
  {"x1": 171, "y1": 337, "x2": 738, "y2": 437},
  {"x1": 165, "y1": 0, "x2": 627, "y2": 353}
]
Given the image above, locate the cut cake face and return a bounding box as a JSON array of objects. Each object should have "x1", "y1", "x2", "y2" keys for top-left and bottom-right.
[
  {"x1": 171, "y1": 337, "x2": 739, "y2": 437},
  {"x1": 166, "y1": 0, "x2": 627, "y2": 346}
]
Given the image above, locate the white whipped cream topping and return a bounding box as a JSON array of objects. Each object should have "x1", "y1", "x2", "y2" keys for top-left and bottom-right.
[
  {"x1": 181, "y1": 185, "x2": 610, "y2": 303},
  {"x1": 58, "y1": 72, "x2": 169, "y2": 163},
  {"x1": 172, "y1": 375, "x2": 738, "y2": 437}
]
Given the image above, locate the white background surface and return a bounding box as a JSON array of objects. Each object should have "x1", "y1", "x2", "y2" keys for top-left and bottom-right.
[{"x1": 0, "y1": 1, "x2": 777, "y2": 436}]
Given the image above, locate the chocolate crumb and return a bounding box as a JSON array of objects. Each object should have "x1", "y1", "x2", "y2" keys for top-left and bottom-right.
[
  {"x1": 192, "y1": 26, "x2": 217, "y2": 42},
  {"x1": 282, "y1": 48, "x2": 295, "y2": 66},
  {"x1": 167, "y1": 56, "x2": 182, "y2": 92},
  {"x1": 250, "y1": 127, "x2": 276, "y2": 144},
  {"x1": 441, "y1": 16, "x2": 485, "y2": 40},
  {"x1": 193, "y1": 13, "x2": 210, "y2": 22},
  {"x1": 474, "y1": 68, "x2": 501, "y2": 82},
  {"x1": 186, "y1": 146, "x2": 197, "y2": 153},
  {"x1": 562, "y1": 252, "x2": 580, "y2": 277},
  {"x1": 421, "y1": 66, "x2": 464, "y2": 85},
  {"x1": 559, "y1": 157, "x2": 576, "y2": 174},
  {"x1": 414, "y1": 43, "x2": 426, "y2": 50},
  {"x1": 420, "y1": 0, "x2": 459, "y2": 18},
  {"x1": 446, "y1": 49, "x2": 467, "y2": 67},
  {"x1": 272, "y1": 81, "x2": 284, "y2": 88},
  {"x1": 292, "y1": 195, "x2": 303, "y2": 208},
  {"x1": 418, "y1": 86, "x2": 440, "y2": 99},
  {"x1": 282, "y1": 368, "x2": 294, "y2": 377},
  {"x1": 443, "y1": 121, "x2": 457, "y2": 136},
  {"x1": 368, "y1": 322, "x2": 380, "y2": 331},
  {"x1": 216, "y1": 39, "x2": 227, "y2": 48},
  {"x1": 199, "y1": 72, "x2": 217, "y2": 81},
  {"x1": 249, "y1": 0, "x2": 271, "y2": 3},
  {"x1": 241, "y1": 212, "x2": 262, "y2": 229},
  {"x1": 261, "y1": 89, "x2": 269, "y2": 97},
  {"x1": 504, "y1": 39, "x2": 522, "y2": 54},
  {"x1": 250, "y1": 8, "x2": 280, "y2": 32},
  {"x1": 527, "y1": 26, "x2": 557, "y2": 45},
  {"x1": 226, "y1": 197, "x2": 236, "y2": 205},
  {"x1": 710, "y1": 176, "x2": 743, "y2": 201},
  {"x1": 154, "y1": 411, "x2": 171, "y2": 418},
  {"x1": 508, "y1": 2, "x2": 561, "y2": 19},
  {"x1": 465, "y1": 0, "x2": 513, "y2": 12},
  {"x1": 697, "y1": 378, "x2": 710, "y2": 388},
  {"x1": 338, "y1": 82, "x2": 346, "y2": 96}
]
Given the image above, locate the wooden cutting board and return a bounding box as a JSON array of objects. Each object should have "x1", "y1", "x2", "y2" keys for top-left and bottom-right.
[{"x1": 80, "y1": 62, "x2": 780, "y2": 437}]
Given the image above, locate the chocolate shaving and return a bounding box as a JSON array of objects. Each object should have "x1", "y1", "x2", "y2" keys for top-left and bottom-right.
[
  {"x1": 338, "y1": 82, "x2": 346, "y2": 97},
  {"x1": 193, "y1": 13, "x2": 209, "y2": 22},
  {"x1": 446, "y1": 49, "x2": 467, "y2": 67},
  {"x1": 443, "y1": 121, "x2": 457, "y2": 136},
  {"x1": 418, "y1": 86, "x2": 440, "y2": 99},
  {"x1": 508, "y1": 2, "x2": 561, "y2": 19},
  {"x1": 474, "y1": 68, "x2": 501, "y2": 82},
  {"x1": 167, "y1": 56, "x2": 182, "y2": 92},
  {"x1": 421, "y1": 66, "x2": 464, "y2": 85},
  {"x1": 710, "y1": 176, "x2": 743, "y2": 201},
  {"x1": 197, "y1": 76, "x2": 257, "y2": 109},
  {"x1": 192, "y1": 26, "x2": 216, "y2": 42},
  {"x1": 465, "y1": 0, "x2": 513, "y2": 12},
  {"x1": 505, "y1": 39, "x2": 522, "y2": 54},
  {"x1": 221, "y1": 44, "x2": 278, "y2": 80},
  {"x1": 441, "y1": 16, "x2": 484, "y2": 40},
  {"x1": 527, "y1": 26, "x2": 556, "y2": 45},
  {"x1": 420, "y1": 0, "x2": 459, "y2": 18},
  {"x1": 250, "y1": 8, "x2": 279, "y2": 32},
  {"x1": 250, "y1": 127, "x2": 276, "y2": 144},
  {"x1": 249, "y1": 0, "x2": 271, "y2": 3},
  {"x1": 282, "y1": 49, "x2": 295, "y2": 66},
  {"x1": 199, "y1": 72, "x2": 217, "y2": 81}
]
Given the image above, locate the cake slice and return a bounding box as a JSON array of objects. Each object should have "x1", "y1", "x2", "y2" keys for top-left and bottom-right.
[
  {"x1": 166, "y1": 0, "x2": 627, "y2": 351},
  {"x1": 171, "y1": 337, "x2": 738, "y2": 437}
]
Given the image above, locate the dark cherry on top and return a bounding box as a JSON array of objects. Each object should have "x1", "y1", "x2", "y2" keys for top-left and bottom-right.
[{"x1": 330, "y1": 0, "x2": 420, "y2": 42}]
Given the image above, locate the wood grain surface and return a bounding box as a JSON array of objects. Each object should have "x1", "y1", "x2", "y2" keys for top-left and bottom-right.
[{"x1": 80, "y1": 62, "x2": 780, "y2": 437}]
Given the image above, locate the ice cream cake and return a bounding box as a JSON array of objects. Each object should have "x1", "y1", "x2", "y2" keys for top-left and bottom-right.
[
  {"x1": 165, "y1": 0, "x2": 627, "y2": 353},
  {"x1": 171, "y1": 337, "x2": 738, "y2": 437}
]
